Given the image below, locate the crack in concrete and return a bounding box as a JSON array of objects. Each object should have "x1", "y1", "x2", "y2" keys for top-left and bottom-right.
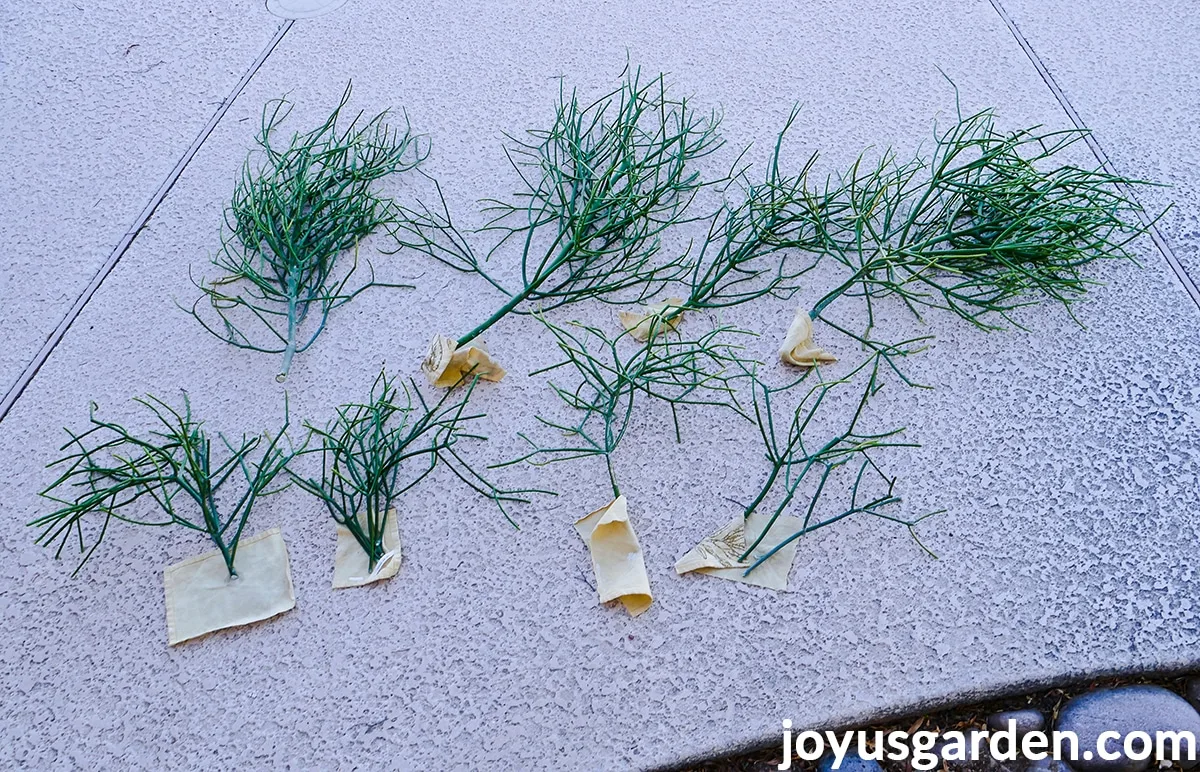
[
  {"x1": 987, "y1": 0, "x2": 1200, "y2": 311},
  {"x1": 0, "y1": 20, "x2": 295, "y2": 425}
]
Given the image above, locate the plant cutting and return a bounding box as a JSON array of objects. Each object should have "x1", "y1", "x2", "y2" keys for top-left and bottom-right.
[
  {"x1": 692, "y1": 97, "x2": 1155, "y2": 585},
  {"x1": 189, "y1": 83, "x2": 427, "y2": 381},
  {"x1": 618, "y1": 109, "x2": 842, "y2": 342},
  {"x1": 31, "y1": 394, "x2": 298, "y2": 645},
  {"x1": 289, "y1": 368, "x2": 544, "y2": 588},
  {"x1": 794, "y1": 99, "x2": 1154, "y2": 361},
  {"x1": 500, "y1": 318, "x2": 751, "y2": 614},
  {"x1": 409, "y1": 67, "x2": 726, "y2": 387},
  {"x1": 506, "y1": 320, "x2": 751, "y2": 497},
  {"x1": 676, "y1": 350, "x2": 940, "y2": 587}
]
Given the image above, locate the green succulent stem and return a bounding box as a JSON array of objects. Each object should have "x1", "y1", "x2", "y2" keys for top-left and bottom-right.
[
  {"x1": 189, "y1": 82, "x2": 427, "y2": 380},
  {"x1": 458, "y1": 291, "x2": 526, "y2": 348},
  {"x1": 32, "y1": 394, "x2": 296, "y2": 578},
  {"x1": 290, "y1": 368, "x2": 549, "y2": 568},
  {"x1": 498, "y1": 319, "x2": 752, "y2": 503},
  {"x1": 397, "y1": 66, "x2": 725, "y2": 356}
]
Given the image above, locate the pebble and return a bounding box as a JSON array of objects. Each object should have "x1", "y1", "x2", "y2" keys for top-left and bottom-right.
[
  {"x1": 989, "y1": 709, "x2": 1047, "y2": 736},
  {"x1": 1054, "y1": 685, "x2": 1200, "y2": 772},
  {"x1": 929, "y1": 730, "x2": 1010, "y2": 769},
  {"x1": 1026, "y1": 759, "x2": 1074, "y2": 772},
  {"x1": 817, "y1": 749, "x2": 884, "y2": 772},
  {"x1": 1185, "y1": 678, "x2": 1200, "y2": 713}
]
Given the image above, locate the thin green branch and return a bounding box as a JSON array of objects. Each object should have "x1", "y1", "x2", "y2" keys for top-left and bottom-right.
[
  {"x1": 442, "y1": 66, "x2": 726, "y2": 348},
  {"x1": 290, "y1": 369, "x2": 549, "y2": 568},
  {"x1": 735, "y1": 352, "x2": 935, "y2": 571},
  {"x1": 682, "y1": 108, "x2": 841, "y2": 313},
  {"x1": 499, "y1": 317, "x2": 753, "y2": 498},
  {"x1": 31, "y1": 395, "x2": 296, "y2": 577},
  {"x1": 734, "y1": 97, "x2": 1159, "y2": 575},
  {"x1": 188, "y1": 82, "x2": 427, "y2": 380},
  {"x1": 812, "y1": 101, "x2": 1159, "y2": 335}
]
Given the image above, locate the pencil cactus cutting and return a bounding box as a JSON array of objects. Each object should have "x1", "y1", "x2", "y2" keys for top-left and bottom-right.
[
  {"x1": 686, "y1": 97, "x2": 1158, "y2": 581},
  {"x1": 288, "y1": 368, "x2": 543, "y2": 587},
  {"x1": 31, "y1": 395, "x2": 299, "y2": 644},
  {"x1": 500, "y1": 318, "x2": 751, "y2": 615},
  {"x1": 804, "y1": 100, "x2": 1154, "y2": 353},
  {"x1": 397, "y1": 67, "x2": 725, "y2": 387},
  {"x1": 189, "y1": 84, "x2": 427, "y2": 381},
  {"x1": 32, "y1": 394, "x2": 295, "y2": 576}
]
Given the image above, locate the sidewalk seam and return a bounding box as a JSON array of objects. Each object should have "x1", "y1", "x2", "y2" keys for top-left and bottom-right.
[
  {"x1": 987, "y1": 0, "x2": 1200, "y2": 310},
  {"x1": 0, "y1": 19, "x2": 294, "y2": 424}
]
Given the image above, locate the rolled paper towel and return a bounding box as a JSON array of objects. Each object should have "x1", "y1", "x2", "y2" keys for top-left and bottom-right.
[
  {"x1": 780, "y1": 308, "x2": 836, "y2": 367},
  {"x1": 574, "y1": 496, "x2": 652, "y2": 616},
  {"x1": 618, "y1": 297, "x2": 685, "y2": 342},
  {"x1": 422, "y1": 334, "x2": 506, "y2": 388},
  {"x1": 332, "y1": 508, "x2": 402, "y2": 589}
]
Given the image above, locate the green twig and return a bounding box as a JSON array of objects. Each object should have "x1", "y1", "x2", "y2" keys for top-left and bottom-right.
[
  {"x1": 32, "y1": 394, "x2": 296, "y2": 577},
  {"x1": 188, "y1": 83, "x2": 427, "y2": 380},
  {"x1": 289, "y1": 369, "x2": 548, "y2": 568},
  {"x1": 498, "y1": 318, "x2": 752, "y2": 498},
  {"x1": 810, "y1": 99, "x2": 1158, "y2": 337},
  {"x1": 411, "y1": 67, "x2": 726, "y2": 349},
  {"x1": 735, "y1": 353, "x2": 937, "y2": 572}
]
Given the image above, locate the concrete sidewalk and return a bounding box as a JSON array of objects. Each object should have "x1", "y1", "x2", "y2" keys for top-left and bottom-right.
[
  {"x1": 0, "y1": 1, "x2": 284, "y2": 409},
  {"x1": 1, "y1": 1, "x2": 1197, "y2": 769}
]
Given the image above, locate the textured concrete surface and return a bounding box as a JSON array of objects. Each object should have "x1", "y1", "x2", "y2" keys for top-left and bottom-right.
[
  {"x1": 997, "y1": 0, "x2": 1200, "y2": 276},
  {"x1": 2, "y1": 0, "x2": 1199, "y2": 769},
  {"x1": 0, "y1": 1, "x2": 281, "y2": 402}
]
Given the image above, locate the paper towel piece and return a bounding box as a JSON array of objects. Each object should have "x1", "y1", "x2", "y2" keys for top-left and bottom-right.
[
  {"x1": 674, "y1": 513, "x2": 804, "y2": 590},
  {"x1": 332, "y1": 508, "x2": 402, "y2": 589},
  {"x1": 163, "y1": 528, "x2": 295, "y2": 646},
  {"x1": 618, "y1": 297, "x2": 685, "y2": 341},
  {"x1": 780, "y1": 308, "x2": 836, "y2": 367},
  {"x1": 574, "y1": 496, "x2": 652, "y2": 616},
  {"x1": 422, "y1": 334, "x2": 506, "y2": 388}
]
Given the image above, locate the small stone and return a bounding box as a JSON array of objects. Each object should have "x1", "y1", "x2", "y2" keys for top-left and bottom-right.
[
  {"x1": 1026, "y1": 759, "x2": 1074, "y2": 772},
  {"x1": 817, "y1": 749, "x2": 884, "y2": 772},
  {"x1": 930, "y1": 731, "x2": 1006, "y2": 770},
  {"x1": 988, "y1": 709, "x2": 1047, "y2": 737},
  {"x1": 1054, "y1": 685, "x2": 1200, "y2": 772},
  {"x1": 1185, "y1": 678, "x2": 1200, "y2": 712}
]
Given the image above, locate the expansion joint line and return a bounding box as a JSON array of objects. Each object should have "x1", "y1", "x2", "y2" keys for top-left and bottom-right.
[
  {"x1": 0, "y1": 20, "x2": 295, "y2": 424},
  {"x1": 987, "y1": 0, "x2": 1200, "y2": 311}
]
